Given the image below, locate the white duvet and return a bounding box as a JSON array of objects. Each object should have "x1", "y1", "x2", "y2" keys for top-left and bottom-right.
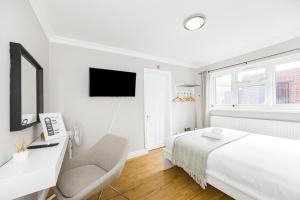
[{"x1": 165, "y1": 128, "x2": 300, "y2": 200}]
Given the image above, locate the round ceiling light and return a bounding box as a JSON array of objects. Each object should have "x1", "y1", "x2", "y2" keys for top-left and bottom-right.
[{"x1": 184, "y1": 14, "x2": 206, "y2": 31}]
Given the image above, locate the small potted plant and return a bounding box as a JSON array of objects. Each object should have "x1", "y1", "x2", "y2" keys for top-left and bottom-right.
[{"x1": 13, "y1": 139, "x2": 29, "y2": 162}]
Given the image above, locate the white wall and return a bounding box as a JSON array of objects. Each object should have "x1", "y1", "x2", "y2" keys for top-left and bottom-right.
[
  {"x1": 0, "y1": 1, "x2": 49, "y2": 166},
  {"x1": 49, "y1": 43, "x2": 195, "y2": 155},
  {"x1": 0, "y1": 1, "x2": 49, "y2": 199}
]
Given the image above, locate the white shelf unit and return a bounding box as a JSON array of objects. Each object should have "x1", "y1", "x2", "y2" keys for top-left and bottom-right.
[
  {"x1": 172, "y1": 83, "x2": 200, "y2": 133},
  {"x1": 173, "y1": 83, "x2": 200, "y2": 103}
]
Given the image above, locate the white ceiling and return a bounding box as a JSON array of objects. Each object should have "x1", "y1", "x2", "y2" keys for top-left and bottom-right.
[{"x1": 30, "y1": 0, "x2": 300, "y2": 68}]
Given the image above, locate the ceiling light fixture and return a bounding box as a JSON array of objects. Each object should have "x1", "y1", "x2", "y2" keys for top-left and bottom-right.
[{"x1": 184, "y1": 14, "x2": 206, "y2": 31}]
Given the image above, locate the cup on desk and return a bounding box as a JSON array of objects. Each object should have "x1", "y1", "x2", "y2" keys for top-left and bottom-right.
[{"x1": 13, "y1": 150, "x2": 29, "y2": 162}]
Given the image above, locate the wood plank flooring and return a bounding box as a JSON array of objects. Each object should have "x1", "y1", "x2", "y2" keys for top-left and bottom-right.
[{"x1": 49, "y1": 149, "x2": 233, "y2": 200}]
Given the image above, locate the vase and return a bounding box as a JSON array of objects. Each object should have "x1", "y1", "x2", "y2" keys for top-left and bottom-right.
[{"x1": 13, "y1": 150, "x2": 29, "y2": 162}]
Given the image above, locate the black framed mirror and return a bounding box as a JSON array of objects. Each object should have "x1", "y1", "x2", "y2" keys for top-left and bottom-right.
[{"x1": 10, "y1": 42, "x2": 43, "y2": 132}]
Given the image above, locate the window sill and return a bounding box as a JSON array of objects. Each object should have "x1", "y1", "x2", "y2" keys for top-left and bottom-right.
[
  {"x1": 210, "y1": 108, "x2": 300, "y2": 122},
  {"x1": 210, "y1": 105, "x2": 300, "y2": 114}
]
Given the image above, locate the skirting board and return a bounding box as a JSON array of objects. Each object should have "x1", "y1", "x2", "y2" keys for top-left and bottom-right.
[{"x1": 127, "y1": 149, "x2": 148, "y2": 159}]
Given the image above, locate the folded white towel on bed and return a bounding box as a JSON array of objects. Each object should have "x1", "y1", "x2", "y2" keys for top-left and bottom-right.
[
  {"x1": 202, "y1": 128, "x2": 224, "y2": 140},
  {"x1": 212, "y1": 127, "x2": 223, "y2": 134}
]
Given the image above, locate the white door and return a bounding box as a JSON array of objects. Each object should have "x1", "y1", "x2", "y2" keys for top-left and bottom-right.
[{"x1": 144, "y1": 69, "x2": 172, "y2": 150}]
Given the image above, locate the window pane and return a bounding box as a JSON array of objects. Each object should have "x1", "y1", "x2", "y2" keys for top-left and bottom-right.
[
  {"x1": 275, "y1": 61, "x2": 300, "y2": 104},
  {"x1": 215, "y1": 74, "x2": 231, "y2": 104},
  {"x1": 238, "y1": 85, "x2": 266, "y2": 104},
  {"x1": 237, "y1": 68, "x2": 266, "y2": 82}
]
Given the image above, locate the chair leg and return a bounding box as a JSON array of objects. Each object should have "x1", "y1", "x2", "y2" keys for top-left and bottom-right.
[
  {"x1": 109, "y1": 185, "x2": 129, "y2": 200},
  {"x1": 47, "y1": 194, "x2": 56, "y2": 200},
  {"x1": 97, "y1": 190, "x2": 103, "y2": 200}
]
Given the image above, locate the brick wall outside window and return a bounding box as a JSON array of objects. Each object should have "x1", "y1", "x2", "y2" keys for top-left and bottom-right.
[{"x1": 276, "y1": 68, "x2": 300, "y2": 104}]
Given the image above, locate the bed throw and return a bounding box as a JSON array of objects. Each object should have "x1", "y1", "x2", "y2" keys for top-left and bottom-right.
[{"x1": 172, "y1": 128, "x2": 250, "y2": 189}]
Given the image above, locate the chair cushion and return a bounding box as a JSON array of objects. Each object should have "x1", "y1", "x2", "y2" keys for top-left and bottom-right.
[{"x1": 57, "y1": 165, "x2": 107, "y2": 198}]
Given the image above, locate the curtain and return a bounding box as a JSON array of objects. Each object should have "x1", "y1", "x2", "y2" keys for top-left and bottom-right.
[{"x1": 199, "y1": 71, "x2": 210, "y2": 128}]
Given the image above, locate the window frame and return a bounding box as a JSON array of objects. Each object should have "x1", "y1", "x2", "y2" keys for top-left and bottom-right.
[{"x1": 209, "y1": 53, "x2": 300, "y2": 111}]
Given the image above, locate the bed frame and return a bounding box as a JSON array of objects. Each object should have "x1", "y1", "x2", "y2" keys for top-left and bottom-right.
[{"x1": 163, "y1": 116, "x2": 300, "y2": 200}]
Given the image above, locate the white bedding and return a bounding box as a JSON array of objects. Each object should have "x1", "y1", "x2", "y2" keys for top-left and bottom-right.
[{"x1": 165, "y1": 128, "x2": 300, "y2": 200}]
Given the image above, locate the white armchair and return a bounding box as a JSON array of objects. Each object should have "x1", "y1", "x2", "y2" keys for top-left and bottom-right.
[{"x1": 53, "y1": 134, "x2": 128, "y2": 200}]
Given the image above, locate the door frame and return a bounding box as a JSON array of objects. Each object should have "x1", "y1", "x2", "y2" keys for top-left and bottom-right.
[{"x1": 143, "y1": 68, "x2": 173, "y2": 150}]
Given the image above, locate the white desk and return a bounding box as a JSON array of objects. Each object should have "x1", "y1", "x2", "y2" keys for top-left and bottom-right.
[{"x1": 0, "y1": 136, "x2": 68, "y2": 200}]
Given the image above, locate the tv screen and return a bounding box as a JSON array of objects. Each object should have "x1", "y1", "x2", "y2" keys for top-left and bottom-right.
[{"x1": 89, "y1": 67, "x2": 136, "y2": 97}]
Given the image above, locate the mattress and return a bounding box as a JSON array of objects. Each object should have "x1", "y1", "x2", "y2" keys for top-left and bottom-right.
[{"x1": 165, "y1": 128, "x2": 300, "y2": 200}]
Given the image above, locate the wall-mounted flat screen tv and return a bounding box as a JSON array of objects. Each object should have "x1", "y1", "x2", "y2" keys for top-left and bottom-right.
[{"x1": 89, "y1": 67, "x2": 136, "y2": 97}]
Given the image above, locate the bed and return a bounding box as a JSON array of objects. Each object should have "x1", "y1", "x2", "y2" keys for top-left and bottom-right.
[{"x1": 163, "y1": 116, "x2": 300, "y2": 200}]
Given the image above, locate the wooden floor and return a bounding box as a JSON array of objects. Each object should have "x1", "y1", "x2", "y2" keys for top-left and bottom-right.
[{"x1": 50, "y1": 149, "x2": 233, "y2": 200}]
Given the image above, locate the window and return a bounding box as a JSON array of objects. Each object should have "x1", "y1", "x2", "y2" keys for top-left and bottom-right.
[
  {"x1": 236, "y1": 67, "x2": 267, "y2": 105},
  {"x1": 215, "y1": 74, "x2": 231, "y2": 105},
  {"x1": 276, "y1": 82, "x2": 289, "y2": 104},
  {"x1": 237, "y1": 68, "x2": 266, "y2": 82},
  {"x1": 209, "y1": 55, "x2": 300, "y2": 109},
  {"x1": 275, "y1": 61, "x2": 300, "y2": 104},
  {"x1": 238, "y1": 85, "x2": 266, "y2": 104}
]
